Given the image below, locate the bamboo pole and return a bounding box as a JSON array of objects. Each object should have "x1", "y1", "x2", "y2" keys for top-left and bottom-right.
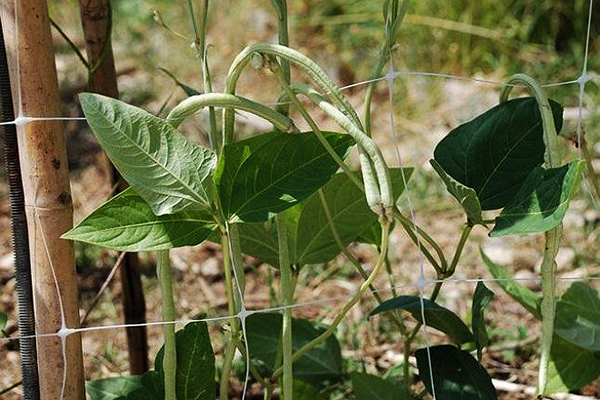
[
  {"x1": 78, "y1": 0, "x2": 149, "y2": 375},
  {"x1": 0, "y1": 1, "x2": 84, "y2": 399}
]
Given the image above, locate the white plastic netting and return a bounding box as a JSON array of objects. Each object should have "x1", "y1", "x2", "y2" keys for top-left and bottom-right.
[{"x1": 0, "y1": 0, "x2": 598, "y2": 399}]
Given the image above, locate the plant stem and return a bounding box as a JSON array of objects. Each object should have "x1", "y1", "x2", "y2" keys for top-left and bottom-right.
[
  {"x1": 220, "y1": 229, "x2": 239, "y2": 400},
  {"x1": 271, "y1": 0, "x2": 290, "y2": 116},
  {"x1": 166, "y1": 92, "x2": 294, "y2": 132},
  {"x1": 538, "y1": 226, "x2": 562, "y2": 394},
  {"x1": 443, "y1": 223, "x2": 473, "y2": 278},
  {"x1": 393, "y1": 208, "x2": 446, "y2": 273},
  {"x1": 500, "y1": 74, "x2": 562, "y2": 396},
  {"x1": 157, "y1": 250, "x2": 177, "y2": 400},
  {"x1": 272, "y1": 218, "x2": 391, "y2": 380},
  {"x1": 49, "y1": 17, "x2": 89, "y2": 69},
  {"x1": 276, "y1": 213, "x2": 294, "y2": 399},
  {"x1": 364, "y1": 0, "x2": 410, "y2": 136},
  {"x1": 187, "y1": 0, "x2": 220, "y2": 151},
  {"x1": 227, "y1": 223, "x2": 246, "y2": 304},
  {"x1": 220, "y1": 339, "x2": 236, "y2": 400}
]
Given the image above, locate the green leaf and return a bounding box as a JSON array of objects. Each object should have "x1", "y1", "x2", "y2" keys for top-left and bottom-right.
[
  {"x1": 153, "y1": 321, "x2": 215, "y2": 399},
  {"x1": 480, "y1": 247, "x2": 541, "y2": 319},
  {"x1": 62, "y1": 189, "x2": 217, "y2": 252},
  {"x1": 416, "y1": 345, "x2": 497, "y2": 400},
  {"x1": 370, "y1": 296, "x2": 474, "y2": 344},
  {"x1": 430, "y1": 159, "x2": 483, "y2": 224},
  {"x1": 236, "y1": 220, "x2": 280, "y2": 267},
  {"x1": 356, "y1": 221, "x2": 383, "y2": 246},
  {"x1": 554, "y1": 282, "x2": 600, "y2": 351},
  {"x1": 351, "y1": 372, "x2": 415, "y2": 400},
  {"x1": 214, "y1": 131, "x2": 354, "y2": 222},
  {"x1": 125, "y1": 373, "x2": 162, "y2": 400},
  {"x1": 246, "y1": 313, "x2": 342, "y2": 385},
  {"x1": 237, "y1": 168, "x2": 410, "y2": 267},
  {"x1": 80, "y1": 93, "x2": 216, "y2": 215},
  {"x1": 287, "y1": 380, "x2": 327, "y2": 400},
  {"x1": 546, "y1": 335, "x2": 600, "y2": 394},
  {"x1": 0, "y1": 312, "x2": 7, "y2": 332},
  {"x1": 87, "y1": 377, "x2": 144, "y2": 400},
  {"x1": 490, "y1": 160, "x2": 584, "y2": 236},
  {"x1": 472, "y1": 282, "x2": 494, "y2": 361},
  {"x1": 434, "y1": 97, "x2": 563, "y2": 210},
  {"x1": 288, "y1": 168, "x2": 411, "y2": 265},
  {"x1": 125, "y1": 321, "x2": 215, "y2": 400}
]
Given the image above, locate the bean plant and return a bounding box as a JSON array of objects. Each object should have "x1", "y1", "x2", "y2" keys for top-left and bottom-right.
[{"x1": 64, "y1": 1, "x2": 599, "y2": 399}]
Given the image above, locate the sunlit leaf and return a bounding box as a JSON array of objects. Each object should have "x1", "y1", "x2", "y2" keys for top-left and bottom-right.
[
  {"x1": 490, "y1": 160, "x2": 584, "y2": 236},
  {"x1": 433, "y1": 97, "x2": 563, "y2": 210},
  {"x1": 87, "y1": 377, "x2": 144, "y2": 400},
  {"x1": 63, "y1": 189, "x2": 217, "y2": 251},
  {"x1": 288, "y1": 168, "x2": 411, "y2": 265},
  {"x1": 237, "y1": 168, "x2": 410, "y2": 267},
  {"x1": 80, "y1": 93, "x2": 216, "y2": 215},
  {"x1": 214, "y1": 131, "x2": 354, "y2": 222},
  {"x1": 430, "y1": 159, "x2": 482, "y2": 224},
  {"x1": 480, "y1": 247, "x2": 541, "y2": 319},
  {"x1": 555, "y1": 281, "x2": 600, "y2": 351},
  {"x1": 546, "y1": 335, "x2": 600, "y2": 394}
]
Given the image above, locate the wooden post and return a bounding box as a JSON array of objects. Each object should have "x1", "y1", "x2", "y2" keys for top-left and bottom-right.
[
  {"x1": 78, "y1": 0, "x2": 149, "y2": 375},
  {"x1": 0, "y1": 1, "x2": 84, "y2": 399}
]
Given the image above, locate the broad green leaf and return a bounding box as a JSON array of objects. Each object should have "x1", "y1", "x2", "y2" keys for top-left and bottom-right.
[
  {"x1": 237, "y1": 220, "x2": 280, "y2": 267},
  {"x1": 434, "y1": 97, "x2": 563, "y2": 210},
  {"x1": 356, "y1": 221, "x2": 383, "y2": 246},
  {"x1": 153, "y1": 321, "x2": 215, "y2": 399},
  {"x1": 237, "y1": 168, "x2": 410, "y2": 267},
  {"x1": 87, "y1": 377, "x2": 144, "y2": 400},
  {"x1": 62, "y1": 189, "x2": 217, "y2": 251},
  {"x1": 430, "y1": 159, "x2": 482, "y2": 224},
  {"x1": 214, "y1": 131, "x2": 354, "y2": 222},
  {"x1": 124, "y1": 372, "x2": 162, "y2": 400},
  {"x1": 480, "y1": 247, "x2": 541, "y2": 319},
  {"x1": 246, "y1": 313, "x2": 342, "y2": 385},
  {"x1": 472, "y1": 282, "x2": 494, "y2": 361},
  {"x1": 416, "y1": 345, "x2": 497, "y2": 400},
  {"x1": 351, "y1": 372, "x2": 416, "y2": 400},
  {"x1": 546, "y1": 335, "x2": 600, "y2": 394},
  {"x1": 370, "y1": 296, "x2": 474, "y2": 344},
  {"x1": 126, "y1": 321, "x2": 215, "y2": 400},
  {"x1": 80, "y1": 93, "x2": 217, "y2": 215},
  {"x1": 289, "y1": 168, "x2": 411, "y2": 265},
  {"x1": 490, "y1": 160, "x2": 584, "y2": 236},
  {"x1": 554, "y1": 282, "x2": 600, "y2": 351}
]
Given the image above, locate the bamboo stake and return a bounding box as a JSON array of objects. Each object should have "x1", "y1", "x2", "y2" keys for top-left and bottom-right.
[
  {"x1": 78, "y1": 0, "x2": 149, "y2": 375},
  {"x1": 0, "y1": 1, "x2": 84, "y2": 399}
]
